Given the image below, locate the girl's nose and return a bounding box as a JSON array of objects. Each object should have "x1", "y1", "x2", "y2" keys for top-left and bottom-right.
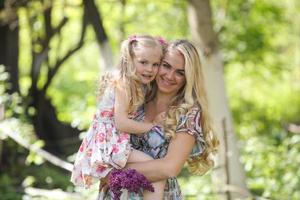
[{"x1": 146, "y1": 64, "x2": 154, "y2": 72}]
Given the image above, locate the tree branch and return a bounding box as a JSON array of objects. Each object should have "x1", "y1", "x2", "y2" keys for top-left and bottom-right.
[
  {"x1": 44, "y1": 6, "x2": 53, "y2": 39},
  {"x1": 31, "y1": 47, "x2": 50, "y2": 86},
  {"x1": 83, "y1": 0, "x2": 113, "y2": 69},
  {"x1": 42, "y1": 7, "x2": 88, "y2": 92},
  {"x1": 285, "y1": 123, "x2": 300, "y2": 134},
  {"x1": 29, "y1": 0, "x2": 68, "y2": 85},
  {"x1": 84, "y1": 0, "x2": 108, "y2": 43},
  {"x1": 24, "y1": 187, "x2": 81, "y2": 200},
  {"x1": 215, "y1": 0, "x2": 229, "y2": 37},
  {"x1": 3, "y1": 129, "x2": 73, "y2": 172}
]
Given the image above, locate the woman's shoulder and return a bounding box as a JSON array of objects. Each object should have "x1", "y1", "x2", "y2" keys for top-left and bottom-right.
[
  {"x1": 181, "y1": 104, "x2": 201, "y2": 124},
  {"x1": 176, "y1": 104, "x2": 202, "y2": 136},
  {"x1": 187, "y1": 104, "x2": 201, "y2": 114},
  {"x1": 176, "y1": 105, "x2": 207, "y2": 165}
]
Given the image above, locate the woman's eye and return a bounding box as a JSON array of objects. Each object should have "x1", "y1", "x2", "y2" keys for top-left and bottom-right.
[
  {"x1": 153, "y1": 63, "x2": 160, "y2": 67},
  {"x1": 162, "y1": 63, "x2": 170, "y2": 69},
  {"x1": 176, "y1": 71, "x2": 185, "y2": 76}
]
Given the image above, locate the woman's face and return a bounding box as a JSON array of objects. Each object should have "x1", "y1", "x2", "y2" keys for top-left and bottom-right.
[{"x1": 156, "y1": 49, "x2": 186, "y2": 95}]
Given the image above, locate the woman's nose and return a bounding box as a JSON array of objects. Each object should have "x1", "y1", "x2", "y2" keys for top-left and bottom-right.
[{"x1": 165, "y1": 70, "x2": 174, "y2": 80}]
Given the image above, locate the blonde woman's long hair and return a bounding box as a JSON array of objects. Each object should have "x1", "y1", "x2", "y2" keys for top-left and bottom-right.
[
  {"x1": 98, "y1": 35, "x2": 164, "y2": 113},
  {"x1": 163, "y1": 39, "x2": 219, "y2": 175}
]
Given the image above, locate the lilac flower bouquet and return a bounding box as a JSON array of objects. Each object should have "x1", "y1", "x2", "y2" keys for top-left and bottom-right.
[{"x1": 108, "y1": 168, "x2": 154, "y2": 200}]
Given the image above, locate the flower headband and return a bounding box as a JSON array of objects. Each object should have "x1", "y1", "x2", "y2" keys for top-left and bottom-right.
[
  {"x1": 128, "y1": 35, "x2": 137, "y2": 42},
  {"x1": 156, "y1": 36, "x2": 168, "y2": 45},
  {"x1": 127, "y1": 35, "x2": 167, "y2": 45}
]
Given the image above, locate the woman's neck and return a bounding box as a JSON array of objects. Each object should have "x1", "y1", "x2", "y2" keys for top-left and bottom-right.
[
  {"x1": 152, "y1": 91, "x2": 175, "y2": 113},
  {"x1": 144, "y1": 91, "x2": 175, "y2": 122}
]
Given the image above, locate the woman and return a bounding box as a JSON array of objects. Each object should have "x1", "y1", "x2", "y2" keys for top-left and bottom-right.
[{"x1": 98, "y1": 39, "x2": 219, "y2": 199}]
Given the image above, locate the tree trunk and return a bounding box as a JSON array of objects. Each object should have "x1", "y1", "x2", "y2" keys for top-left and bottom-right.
[
  {"x1": 187, "y1": 0, "x2": 251, "y2": 199},
  {"x1": 0, "y1": 4, "x2": 19, "y2": 94},
  {"x1": 84, "y1": 0, "x2": 114, "y2": 70},
  {"x1": 32, "y1": 90, "x2": 81, "y2": 156}
]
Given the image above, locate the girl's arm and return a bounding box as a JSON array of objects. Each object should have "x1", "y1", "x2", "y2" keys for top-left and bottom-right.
[
  {"x1": 126, "y1": 133, "x2": 196, "y2": 182},
  {"x1": 114, "y1": 86, "x2": 154, "y2": 134}
]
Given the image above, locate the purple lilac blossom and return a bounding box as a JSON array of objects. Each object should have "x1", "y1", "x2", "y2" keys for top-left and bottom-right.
[{"x1": 108, "y1": 168, "x2": 154, "y2": 200}]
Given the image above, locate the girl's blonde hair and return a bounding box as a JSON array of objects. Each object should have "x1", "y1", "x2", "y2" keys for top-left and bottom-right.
[
  {"x1": 162, "y1": 39, "x2": 219, "y2": 175},
  {"x1": 98, "y1": 35, "x2": 165, "y2": 113}
]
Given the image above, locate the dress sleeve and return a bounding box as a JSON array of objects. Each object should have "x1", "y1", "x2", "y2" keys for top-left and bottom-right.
[{"x1": 176, "y1": 106, "x2": 206, "y2": 158}]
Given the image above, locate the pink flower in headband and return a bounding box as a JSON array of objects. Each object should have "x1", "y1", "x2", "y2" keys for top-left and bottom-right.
[
  {"x1": 128, "y1": 35, "x2": 137, "y2": 42},
  {"x1": 156, "y1": 36, "x2": 167, "y2": 45}
]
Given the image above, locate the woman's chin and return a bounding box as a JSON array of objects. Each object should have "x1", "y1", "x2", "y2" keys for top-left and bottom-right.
[{"x1": 157, "y1": 86, "x2": 176, "y2": 95}]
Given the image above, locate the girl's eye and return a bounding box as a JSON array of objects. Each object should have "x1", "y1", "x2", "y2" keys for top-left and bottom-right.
[
  {"x1": 153, "y1": 63, "x2": 160, "y2": 67},
  {"x1": 140, "y1": 61, "x2": 147, "y2": 65}
]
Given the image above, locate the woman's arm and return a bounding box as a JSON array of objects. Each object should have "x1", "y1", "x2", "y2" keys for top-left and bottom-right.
[
  {"x1": 126, "y1": 133, "x2": 196, "y2": 182},
  {"x1": 114, "y1": 86, "x2": 154, "y2": 134}
]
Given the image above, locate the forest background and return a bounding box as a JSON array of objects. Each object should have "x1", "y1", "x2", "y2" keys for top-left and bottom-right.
[{"x1": 0, "y1": 0, "x2": 299, "y2": 199}]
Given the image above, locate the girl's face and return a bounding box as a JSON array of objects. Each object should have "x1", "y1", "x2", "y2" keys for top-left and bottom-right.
[
  {"x1": 133, "y1": 46, "x2": 162, "y2": 84},
  {"x1": 156, "y1": 49, "x2": 186, "y2": 95}
]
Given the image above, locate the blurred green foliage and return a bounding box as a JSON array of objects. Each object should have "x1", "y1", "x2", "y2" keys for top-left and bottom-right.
[
  {"x1": 219, "y1": 0, "x2": 300, "y2": 199},
  {"x1": 1, "y1": 0, "x2": 299, "y2": 199}
]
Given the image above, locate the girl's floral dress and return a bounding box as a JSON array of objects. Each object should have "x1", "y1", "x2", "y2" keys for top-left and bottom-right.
[
  {"x1": 98, "y1": 105, "x2": 206, "y2": 200},
  {"x1": 71, "y1": 85, "x2": 132, "y2": 188}
]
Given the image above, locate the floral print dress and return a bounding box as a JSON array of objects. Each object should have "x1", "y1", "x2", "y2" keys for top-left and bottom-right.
[
  {"x1": 98, "y1": 105, "x2": 206, "y2": 200},
  {"x1": 71, "y1": 85, "x2": 132, "y2": 188}
]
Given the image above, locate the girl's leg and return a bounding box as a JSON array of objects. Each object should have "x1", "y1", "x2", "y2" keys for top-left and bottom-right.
[{"x1": 127, "y1": 149, "x2": 165, "y2": 200}]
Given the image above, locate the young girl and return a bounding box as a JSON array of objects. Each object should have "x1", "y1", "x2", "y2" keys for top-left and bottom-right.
[{"x1": 71, "y1": 35, "x2": 166, "y2": 199}]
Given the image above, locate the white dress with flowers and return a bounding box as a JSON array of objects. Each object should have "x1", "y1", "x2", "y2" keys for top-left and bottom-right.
[{"x1": 71, "y1": 85, "x2": 131, "y2": 188}]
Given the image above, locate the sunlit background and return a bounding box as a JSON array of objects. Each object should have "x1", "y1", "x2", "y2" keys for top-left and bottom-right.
[{"x1": 0, "y1": 0, "x2": 299, "y2": 199}]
